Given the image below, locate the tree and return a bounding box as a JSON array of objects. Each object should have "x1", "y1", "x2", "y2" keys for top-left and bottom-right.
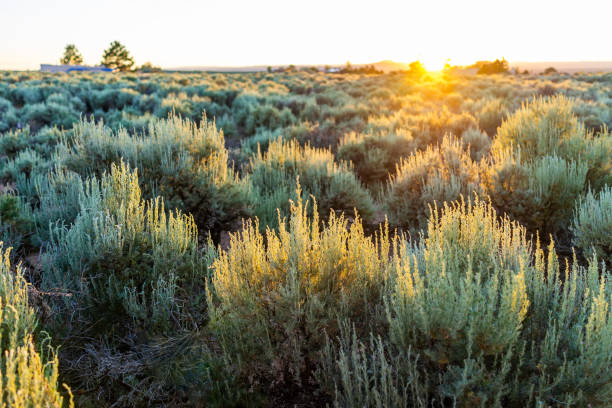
[
  {"x1": 60, "y1": 44, "x2": 83, "y2": 65},
  {"x1": 139, "y1": 62, "x2": 162, "y2": 73},
  {"x1": 100, "y1": 41, "x2": 135, "y2": 72},
  {"x1": 476, "y1": 58, "x2": 509, "y2": 75}
]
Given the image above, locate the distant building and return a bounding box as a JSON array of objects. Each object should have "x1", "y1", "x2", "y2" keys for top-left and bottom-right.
[{"x1": 40, "y1": 64, "x2": 113, "y2": 73}]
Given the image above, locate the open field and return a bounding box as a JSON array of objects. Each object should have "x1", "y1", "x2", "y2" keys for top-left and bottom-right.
[{"x1": 0, "y1": 69, "x2": 611, "y2": 407}]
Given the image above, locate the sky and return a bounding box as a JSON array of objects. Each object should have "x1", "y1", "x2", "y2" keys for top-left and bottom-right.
[{"x1": 1, "y1": 0, "x2": 611, "y2": 71}]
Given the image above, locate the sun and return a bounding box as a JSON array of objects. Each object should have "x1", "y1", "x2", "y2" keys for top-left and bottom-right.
[{"x1": 420, "y1": 58, "x2": 447, "y2": 72}]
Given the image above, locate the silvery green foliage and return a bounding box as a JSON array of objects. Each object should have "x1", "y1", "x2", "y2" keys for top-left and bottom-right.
[
  {"x1": 44, "y1": 161, "x2": 205, "y2": 332},
  {"x1": 383, "y1": 136, "x2": 481, "y2": 233},
  {"x1": 248, "y1": 138, "x2": 376, "y2": 230},
  {"x1": 572, "y1": 186, "x2": 612, "y2": 265},
  {"x1": 0, "y1": 245, "x2": 72, "y2": 407},
  {"x1": 58, "y1": 115, "x2": 251, "y2": 238},
  {"x1": 321, "y1": 198, "x2": 611, "y2": 407}
]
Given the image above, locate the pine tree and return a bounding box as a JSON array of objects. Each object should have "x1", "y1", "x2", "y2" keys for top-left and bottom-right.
[
  {"x1": 60, "y1": 44, "x2": 83, "y2": 65},
  {"x1": 100, "y1": 41, "x2": 135, "y2": 72}
]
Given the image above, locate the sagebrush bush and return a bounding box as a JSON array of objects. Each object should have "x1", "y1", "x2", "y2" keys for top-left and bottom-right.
[
  {"x1": 316, "y1": 323, "x2": 427, "y2": 408},
  {"x1": 384, "y1": 136, "x2": 481, "y2": 233},
  {"x1": 45, "y1": 161, "x2": 207, "y2": 333},
  {"x1": 0, "y1": 193, "x2": 34, "y2": 252},
  {"x1": 319, "y1": 198, "x2": 612, "y2": 407},
  {"x1": 337, "y1": 129, "x2": 416, "y2": 189},
  {"x1": 495, "y1": 96, "x2": 584, "y2": 161},
  {"x1": 572, "y1": 186, "x2": 612, "y2": 265},
  {"x1": 208, "y1": 188, "x2": 393, "y2": 390},
  {"x1": 494, "y1": 96, "x2": 611, "y2": 189},
  {"x1": 460, "y1": 127, "x2": 491, "y2": 161},
  {"x1": 387, "y1": 198, "x2": 531, "y2": 405},
  {"x1": 486, "y1": 95, "x2": 611, "y2": 237},
  {"x1": 60, "y1": 114, "x2": 251, "y2": 239},
  {"x1": 0, "y1": 245, "x2": 72, "y2": 407},
  {"x1": 42, "y1": 162, "x2": 214, "y2": 405},
  {"x1": 484, "y1": 151, "x2": 588, "y2": 237},
  {"x1": 248, "y1": 138, "x2": 376, "y2": 230},
  {"x1": 475, "y1": 98, "x2": 509, "y2": 136}
]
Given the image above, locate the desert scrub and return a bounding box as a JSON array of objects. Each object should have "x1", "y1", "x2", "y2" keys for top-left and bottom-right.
[
  {"x1": 321, "y1": 198, "x2": 612, "y2": 407},
  {"x1": 337, "y1": 129, "x2": 416, "y2": 189},
  {"x1": 460, "y1": 127, "x2": 491, "y2": 161},
  {"x1": 0, "y1": 194, "x2": 33, "y2": 253},
  {"x1": 495, "y1": 95, "x2": 585, "y2": 160},
  {"x1": 474, "y1": 98, "x2": 509, "y2": 137},
  {"x1": 484, "y1": 151, "x2": 588, "y2": 237},
  {"x1": 247, "y1": 138, "x2": 376, "y2": 230},
  {"x1": 44, "y1": 161, "x2": 207, "y2": 333},
  {"x1": 387, "y1": 198, "x2": 531, "y2": 406},
  {"x1": 60, "y1": 114, "x2": 252, "y2": 240},
  {"x1": 316, "y1": 327, "x2": 425, "y2": 408},
  {"x1": 207, "y1": 187, "x2": 394, "y2": 391},
  {"x1": 383, "y1": 136, "x2": 481, "y2": 233},
  {"x1": 486, "y1": 95, "x2": 611, "y2": 237},
  {"x1": 493, "y1": 95, "x2": 611, "y2": 189},
  {"x1": 42, "y1": 162, "x2": 215, "y2": 405},
  {"x1": 572, "y1": 186, "x2": 612, "y2": 265},
  {"x1": 0, "y1": 245, "x2": 72, "y2": 407}
]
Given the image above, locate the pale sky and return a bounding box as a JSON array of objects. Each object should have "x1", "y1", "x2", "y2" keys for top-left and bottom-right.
[{"x1": 1, "y1": 0, "x2": 611, "y2": 70}]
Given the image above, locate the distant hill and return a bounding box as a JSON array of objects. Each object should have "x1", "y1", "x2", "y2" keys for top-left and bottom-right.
[
  {"x1": 169, "y1": 61, "x2": 413, "y2": 73},
  {"x1": 168, "y1": 60, "x2": 612, "y2": 74},
  {"x1": 369, "y1": 60, "x2": 413, "y2": 72},
  {"x1": 509, "y1": 61, "x2": 612, "y2": 74}
]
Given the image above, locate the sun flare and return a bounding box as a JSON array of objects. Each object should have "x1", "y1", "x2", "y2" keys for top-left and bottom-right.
[{"x1": 420, "y1": 58, "x2": 447, "y2": 72}]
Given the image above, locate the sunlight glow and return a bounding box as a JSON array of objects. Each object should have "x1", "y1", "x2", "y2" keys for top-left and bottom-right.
[{"x1": 0, "y1": 0, "x2": 611, "y2": 70}]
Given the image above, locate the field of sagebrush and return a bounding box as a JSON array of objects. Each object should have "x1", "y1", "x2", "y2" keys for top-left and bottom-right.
[{"x1": 0, "y1": 69, "x2": 611, "y2": 407}]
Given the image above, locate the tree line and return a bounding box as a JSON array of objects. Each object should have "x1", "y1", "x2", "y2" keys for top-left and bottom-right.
[{"x1": 60, "y1": 41, "x2": 161, "y2": 72}]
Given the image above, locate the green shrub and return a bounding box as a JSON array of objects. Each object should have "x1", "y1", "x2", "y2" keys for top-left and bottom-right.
[
  {"x1": 460, "y1": 128, "x2": 491, "y2": 161},
  {"x1": 411, "y1": 110, "x2": 478, "y2": 148},
  {"x1": 316, "y1": 327, "x2": 425, "y2": 408},
  {"x1": 29, "y1": 168, "x2": 86, "y2": 241},
  {"x1": 383, "y1": 136, "x2": 481, "y2": 233},
  {"x1": 385, "y1": 198, "x2": 612, "y2": 406},
  {"x1": 487, "y1": 96, "x2": 611, "y2": 236},
  {"x1": 21, "y1": 102, "x2": 79, "y2": 131},
  {"x1": 248, "y1": 138, "x2": 376, "y2": 230},
  {"x1": 0, "y1": 194, "x2": 34, "y2": 253},
  {"x1": 60, "y1": 115, "x2": 251, "y2": 239},
  {"x1": 572, "y1": 186, "x2": 612, "y2": 265},
  {"x1": 337, "y1": 129, "x2": 416, "y2": 189},
  {"x1": 45, "y1": 161, "x2": 207, "y2": 333},
  {"x1": 495, "y1": 96, "x2": 585, "y2": 161},
  {"x1": 475, "y1": 98, "x2": 509, "y2": 136},
  {"x1": 494, "y1": 96, "x2": 612, "y2": 189},
  {"x1": 387, "y1": 199, "x2": 531, "y2": 407},
  {"x1": 42, "y1": 162, "x2": 215, "y2": 405},
  {"x1": 321, "y1": 198, "x2": 612, "y2": 407},
  {"x1": 484, "y1": 151, "x2": 588, "y2": 237},
  {"x1": 0, "y1": 149, "x2": 54, "y2": 186},
  {"x1": 0, "y1": 245, "x2": 72, "y2": 407},
  {"x1": 0, "y1": 97, "x2": 18, "y2": 132},
  {"x1": 208, "y1": 189, "x2": 392, "y2": 390}
]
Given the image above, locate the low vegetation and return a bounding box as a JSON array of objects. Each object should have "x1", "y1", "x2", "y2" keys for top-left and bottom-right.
[{"x1": 0, "y1": 67, "x2": 610, "y2": 406}]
